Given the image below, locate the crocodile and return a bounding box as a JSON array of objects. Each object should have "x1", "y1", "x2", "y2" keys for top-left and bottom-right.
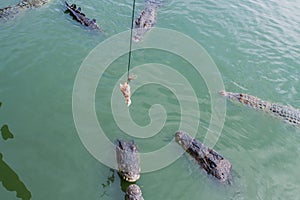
[
  {"x1": 132, "y1": 0, "x2": 161, "y2": 42},
  {"x1": 220, "y1": 90, "x2": 300, "y2": 126},
  {"x1": 65, "y1": 1, "x2": 100, "y2": 30},
  {"x1": 175, "y1": 131, "x2": 232, "y2": 183},
  {"x1": 125, "y1": 184, "x2": 144, "y2": 200},
  {"x1": 0, "y1": 0, "x2": 47, "y2": 20},
  {"x1": 116, "y1": 140, "x2": 140, "y2": 182}
]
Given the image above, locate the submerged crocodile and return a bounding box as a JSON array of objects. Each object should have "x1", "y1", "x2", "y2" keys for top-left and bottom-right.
[
  {"x1": 0, "y1": 0, "x2": 47, "y2": 20},
  {"x1": 116, "y1": 140, "x2": 140, "y2": 182},
  {"x1": 65, "y1": 1, "x2": 100, "y2": 30},
  {"x1": 220, "y1": 90, "x2": 300, "y2": 126},
  {"x1": 175, "y1": 131, "x2": 232, "y2": 183},
  {"x1": 133, "y1": 0, "x2": 161, "y2": 42},
  {"x1": 125, "y1": 184, "x2": 144, "y2": 200}
]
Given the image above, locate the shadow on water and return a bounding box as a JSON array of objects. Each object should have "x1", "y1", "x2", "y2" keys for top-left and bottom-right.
[
  {"x1": 0, "y1": 153, "x2": 31, "y2": 200},
  {"x1": 1, "y1": 124, "x2": 14, "y2": 140},
  {"x1": 0, "y1": 101, "x2": 32, "y2": 200}
]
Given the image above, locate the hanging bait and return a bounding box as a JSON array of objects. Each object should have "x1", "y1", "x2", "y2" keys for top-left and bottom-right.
[
  {"x1": 120, "y1": 81, "x2": 131, "y2": 107},
  {"x1": 120, "y1": 75, "x2": 137, "y2": 107}
]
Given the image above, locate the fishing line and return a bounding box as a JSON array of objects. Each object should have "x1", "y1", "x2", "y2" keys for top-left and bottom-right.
[{"x1": 127, "y1": 0, "x2": 136, "y2": 81}]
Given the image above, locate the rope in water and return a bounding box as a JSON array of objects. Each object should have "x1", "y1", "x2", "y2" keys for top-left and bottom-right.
[{"x1": 127, "y1": 0, "x2": 136, "y2": 81}]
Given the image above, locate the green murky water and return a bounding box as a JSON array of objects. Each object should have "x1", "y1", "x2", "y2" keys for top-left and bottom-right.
[{"x1": 1, "y1": 0, "x2": 300, "y2": 199}]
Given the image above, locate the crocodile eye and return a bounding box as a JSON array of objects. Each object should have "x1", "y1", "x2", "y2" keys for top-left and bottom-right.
[{"x1": 131, "y1": 146, "x2": 136, "y2": 151}]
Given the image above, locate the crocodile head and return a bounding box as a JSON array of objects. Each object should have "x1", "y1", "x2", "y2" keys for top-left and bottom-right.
[
  {"x1": 219, "y1": 90, "x2": 249, "y2": 102},
  {"x1": 175, "y1": 131, "x2": 194, "y2": 150},
  {"x1": 125, "y1": 184, "x2": 144, "y2": 200},
  {"x1": 219, "y1": 90, "x2": 239, "y2": 99},
  {"x1": 132, "y1": 28, "x2": 149, "y2": 42},
  {"x1": 215, "y1": 159, "x2": 232, "y2": 183},
  {"x1": 116, "y1": 140, "x2": 140, "y2": 182},
  {"x1": 88, "y1": 18, "x2": 100, "y2": 30},
  {"x1": 132, "y1": 6, "x2": 156, "y2": 42},
  {"x1": 219, "y1": 90, "x2": 246, "y2": 103}
]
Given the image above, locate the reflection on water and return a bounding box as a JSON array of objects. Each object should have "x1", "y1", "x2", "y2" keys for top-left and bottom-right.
[
  {"x1": 100, "y1": 168, "x2": 143, "y2": 199},
  {"x1": 101, "y1": 169, "x2": 115, "y2": 189},
  {"x1": 1, "y1": 124, "x2": 14, "y2": 140},
  {"x1": 118, "y1": 172, "x2": 133, "y2": 193},
  {"x1": 118, "y1": 170, "x2": 144, "y2": 200},
  {"x1": 0, "y1": 102, "x2": 31, "y2": 200}
]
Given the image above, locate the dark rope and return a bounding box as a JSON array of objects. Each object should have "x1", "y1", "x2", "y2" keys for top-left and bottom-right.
[{"x1": 127, "y1": 0, "x2": 136, "y2": 81}]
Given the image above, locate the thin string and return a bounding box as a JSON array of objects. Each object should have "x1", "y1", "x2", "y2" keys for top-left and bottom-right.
[{"x1": 127, "y1": 0, "x2": 136, "y2": 81}]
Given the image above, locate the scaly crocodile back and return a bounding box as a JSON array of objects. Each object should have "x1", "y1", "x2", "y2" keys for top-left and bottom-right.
[
  {"x1": 175, "y1": 131, "x2": 232, "y2": 183},
  {"x1": 219, "y1": 90, "x2": 271, "y2": 111},
  {"x1": 0, "y1": 5, "x2": 21, "y2": 19},
  {"x1": 269, "y1": 103, "x2": 300, "y2": 125},
  {"x1": 220, "y1": 90, "x2": 300, "y2": 126}
]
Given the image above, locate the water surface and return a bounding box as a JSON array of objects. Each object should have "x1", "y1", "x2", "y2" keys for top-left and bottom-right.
[{"x1": 1, "y1": 0, "x2": 300, "y2": 199}]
